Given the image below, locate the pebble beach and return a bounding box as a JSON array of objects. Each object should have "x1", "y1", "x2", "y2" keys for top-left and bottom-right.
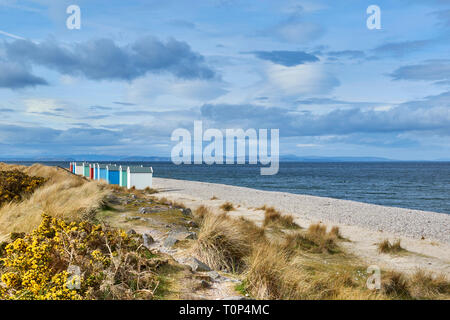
[{"x1": 154, "y1": 177, "x2": 450, "y2": 244}]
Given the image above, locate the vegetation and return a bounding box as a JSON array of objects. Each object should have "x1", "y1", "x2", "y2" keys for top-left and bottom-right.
[
  {"x1": 192, "y1": 212, "x2": 256, "y2": 272},
  {"x1": 193, "y1": 208, "x2": 449, "y2": 300},
  {"x1": 0, "y1": 163, "x2": 107, "y2": 236},
  {"x1": 0, "y1": 163, "x2": 448, "y2": 300},
  {"x1": 378, "y1": 239, "x2": 404, "y2": 254},
  {"x1": 0, "y1": 214, "x2": 159, "y2": 300},
  {"x1": 0, "y1": 170, "x2": 46, "y2": 207},
  {"x1": 262, "y1": 206, "x2": 299, "y2": 229},
  {"x1": 220, "y1": 202, "x2": 234, "y2": 212}
]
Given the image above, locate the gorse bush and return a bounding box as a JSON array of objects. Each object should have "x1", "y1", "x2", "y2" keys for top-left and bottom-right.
[
  {"x1": 0, "y1": 214, "x2": 158, "y2": 300},
  {"x1": 0, "y1": 170, "x2": 47, "y2": 207}
]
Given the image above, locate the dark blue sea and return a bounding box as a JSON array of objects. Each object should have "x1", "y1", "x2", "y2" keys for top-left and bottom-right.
[{"x1": 6, "y1": 161, "x2": 450, "y2": 214}]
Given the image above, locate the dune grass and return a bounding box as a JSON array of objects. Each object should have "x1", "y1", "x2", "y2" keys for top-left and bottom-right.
[
  {"x1": 192, "y1": 203, "x2": 450, "y2": 300},
  {"x1": 262, "y1": 207, "x2": 299, "y2": 229},
  {"x1": 192, "y1": 211, "x2": 260, "y2": 272},
  {"x1": 0, "y1": 163, "x2": 109, "y2": 237},
  {"x1": 378, "y1": 239, "x2": 405, "y2": 254},
  {"x1": 220, "y1": 202, "x2": 234, "y2": 212}
]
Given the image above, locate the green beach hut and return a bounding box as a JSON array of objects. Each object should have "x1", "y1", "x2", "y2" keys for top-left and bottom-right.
[{"x1": 119, "y1": 165, "x2": 128, "y2": 188}]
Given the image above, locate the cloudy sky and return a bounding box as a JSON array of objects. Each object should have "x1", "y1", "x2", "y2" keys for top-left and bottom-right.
[{"x1": 0, "y1": 0, "x2": 449, "y2": 160}]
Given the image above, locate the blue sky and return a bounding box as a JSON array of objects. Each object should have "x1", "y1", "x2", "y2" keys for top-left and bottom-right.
[{"x1": 0, "y1": 0, "x2": 449, "y2": 160}]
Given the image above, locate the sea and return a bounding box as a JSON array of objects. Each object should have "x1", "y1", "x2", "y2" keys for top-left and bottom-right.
[{"x1": 5, "y1": 161, "x2": 450, "y2": 214}]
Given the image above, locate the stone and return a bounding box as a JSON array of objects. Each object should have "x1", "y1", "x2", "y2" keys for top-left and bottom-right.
[
  {"x1": 182, "y1": 208, "x2": 193, "y2": 217},
  {"x1": 198, "y1": 280, "x2": 211, "y2": 289},
  {"x1": 169, "y1": 231, "x2": 197, "y2": 240},
  {"x1": 186, "y1": 257, "x2": 211, "y2": 272},
  {"x1": 187, "y1": 221, "x2": 198, "y2": 228},
  {"x1": 163, "y1": 236, "x2": 179, "y2": 247},
  {"x1": 138, "y1": 206, "x2": 166, "y2": 214},
  {"x1": 206, "y1": 271, "x2": 220, "y2": 281},
  {"x1": 142, "y1": 233, "x2": 154, "y2": 248},
  {"x1": 125, "y1": 216, "x2": 141, "y2": 221},
  {"x1": 127, "y1": 229, "x2": 137, "y2": 236},
  {"x1": 106, "y1": 194, "x2": 121, "y2": 205}
]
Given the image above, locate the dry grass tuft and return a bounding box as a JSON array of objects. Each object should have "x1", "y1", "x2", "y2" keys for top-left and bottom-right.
[
  {"x1": 220, "y1": 202, "x2": 234, "y2": 212},
  {"x1": 408, "y1": 270, "x2": 450, "y2": 298},
  {"x1": 193, "y1": 205, "x2": 212, "y2": 221},
  {"x1": 210, "y1": 196, "x2": 218, "y2": 200},
  {"x1": 381, "y1": 271, "x2": 410, "y2": 297},
  {"x1": 329, "y1": 226, "x2": 342, "y2": 239},
  {"x1": 192, "y1": 212, "x2": 256, "y2": 272},
  {"x1": 263, "y1": 207, "x2": 299, "y2": 229},
  {"x1": 378, "y1": 239, "x2": 404, "y2": 254},
  {"x1": 245, "y1": 240, "x2": 379, "y2": 300},
  {"x1": 144, "y1": 187, "x2": 158, "y2": 194}
]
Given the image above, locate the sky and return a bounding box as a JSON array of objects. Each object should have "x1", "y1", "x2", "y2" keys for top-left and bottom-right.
[{"x1": 0, "y1": 0, "x2": 449, "y2": 160}]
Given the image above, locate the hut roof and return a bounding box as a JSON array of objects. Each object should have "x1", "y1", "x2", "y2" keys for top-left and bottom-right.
[{"x1": 128, "y1": 166, "x2": 153, "y2": 174}]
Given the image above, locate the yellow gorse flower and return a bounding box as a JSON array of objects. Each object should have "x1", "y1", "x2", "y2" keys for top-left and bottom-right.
[{"x1": 0, "y1": 213, "x2": 143, "y2": 300}]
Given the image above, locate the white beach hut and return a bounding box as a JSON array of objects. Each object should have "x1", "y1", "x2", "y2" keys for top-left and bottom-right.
[
  {"x1": 74, "y1": 162, "x2": 84, "y2": 176},
  {"x1": 127, "y1": 166, "x2": 153, "y2": 189}
]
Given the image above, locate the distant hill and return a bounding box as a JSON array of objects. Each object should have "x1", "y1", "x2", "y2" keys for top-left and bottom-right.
[{"x1": 279, "y1": 155, "x2": 395, "y2": 162}]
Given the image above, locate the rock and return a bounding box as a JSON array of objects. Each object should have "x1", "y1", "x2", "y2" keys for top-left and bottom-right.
[
  {"x1": 186, "y1": 257, "x2": 211, "y2": 272},
  {"x1": 187, "y1": 221, "x2": 198, "y2": 228},
  {"x1": 106, "y1": 194, "x2": 121, "y2": 205},
  {"x1": 198, "y1": 280, "x2": 211, "y2": 289},
  {"x1": 127, "y1": 229, "x2": 137, "y2": 236},
  {"x1": 125, "y1": 216, "x2": 141, "y2": 221},
  {"x1": 169, "y1": 231, "x2": 197, "y2": 240},
  {"x1": 143, "y1": 233, "x2": 154, "y2": 247},
  {"x1": 163, "y1": 236, "x2": 179, "y2": 247},
  {"x1": 138, "y1": 206, "x2": 166, "y2": 214},
  {"x1": 206, "y1": 271, "x2": 220, "y2": 281},
  {"x1": 182, "y1": 208, "x2": 193, "y2": 217},
  {"x1": 130, "y1": 194, "x2": 137, "y2": 200}
]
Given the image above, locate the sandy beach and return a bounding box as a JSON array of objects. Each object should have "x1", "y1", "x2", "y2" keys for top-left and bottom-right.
[{"x1": 153, "y1": 177, "x2": 450, "y2": 275}]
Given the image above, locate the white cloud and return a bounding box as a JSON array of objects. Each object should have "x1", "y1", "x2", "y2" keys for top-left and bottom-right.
[
  {"x1": 24, "y1": 98, "x2": 63, "y2": 113},
  {"x1": 127, "y1": 74, "x2": 228, "y2": 110},
  {"x1": 266, "y1": 63, "x2": 340, "y2": 96}
]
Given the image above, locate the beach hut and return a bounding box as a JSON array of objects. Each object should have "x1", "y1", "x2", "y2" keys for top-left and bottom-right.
[
  {"x1": 106, "y1": 165, "x2": 120, "y2": 185},
  {"x1": 98, "y1": 164, "x2": 107, "y2": 181},
  {"x1": 69, "y1": 162, "x2": 73, "y2": 173},
  {"x1": 93, "y1": 163, "x2": 98, "y2": 180},
  {"x1": 74, "y1": 162, "x2": 84, "y2": 176},
  {"x1": 119, "y1": 166, "x2": 128, "y2": 188},
  {"x1": 127, "y1": 166, "x2": 153, "y2": 189},
  {"x1": 83, "y1": 163, "x2": 90, "y2": 178},
  {"x1": 89, "y1": 164, "x2": 94, "y2": 180}
]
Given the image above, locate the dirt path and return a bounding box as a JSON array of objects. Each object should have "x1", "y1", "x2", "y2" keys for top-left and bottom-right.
[{"x1": 98, "y1": 190, "x2": 246, "y2": 300}]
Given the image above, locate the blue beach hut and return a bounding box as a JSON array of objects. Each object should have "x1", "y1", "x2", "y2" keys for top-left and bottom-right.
[
  {"x1": 98, "y1": 164, "x2": 108, "y2": 181},
  {"x1": 106, "y1": 165, "x2": 120, "y2": 185}
]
